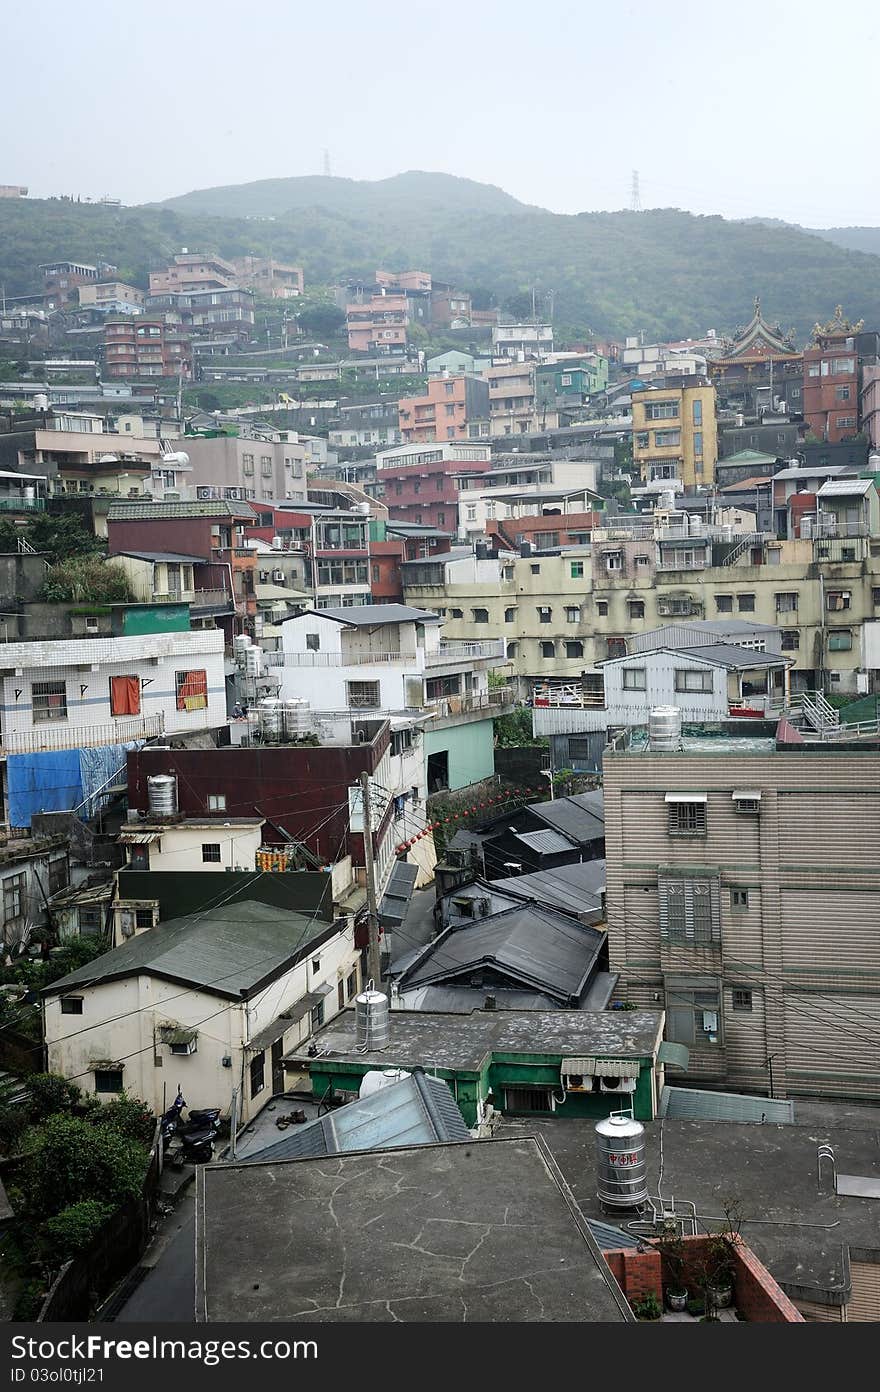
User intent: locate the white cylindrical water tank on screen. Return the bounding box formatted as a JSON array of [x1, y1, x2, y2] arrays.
[[355, 990, 390, 1050], [147, 774, 177, 817], [596, 1114, 648, 1208], [658, 490, 676, 512], [233, 634, 251, 659], [688, 513, 703, 536], [648, 706, 682, 752], [244, 646, 264, 677], [359, 1068, 410, 1097], [258, 697, 283, 743], [34, 393, 49, 412]]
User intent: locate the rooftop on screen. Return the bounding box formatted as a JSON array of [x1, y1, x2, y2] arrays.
[[106, 501, 256, 520], [398, 903, 606, 1004], [44, 900, 332, 1001], [115, 549, 209, 565], [283, 604, 442, 626], [526, 790, 605, 843], [512, 827, 577, 855], [195, 1135, 631, 1322], [817, 477, 875, 497], [488, 860, 607, 915], [604, 643, 792, 671], [285, 1006, 663, 1073]]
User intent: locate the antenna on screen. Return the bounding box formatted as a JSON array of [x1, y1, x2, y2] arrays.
[[323, 148, 332, 177], [630, 169, 641, 212]]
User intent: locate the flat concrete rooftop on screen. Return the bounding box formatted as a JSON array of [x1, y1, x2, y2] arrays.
[[496, 1114, 880, 1306], [196, 1136, 631, 1322], [284, 1006, 663, 1074]]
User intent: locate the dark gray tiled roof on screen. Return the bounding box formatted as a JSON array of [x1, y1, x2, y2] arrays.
[[44, 901, 327, 1000], [489, 860, 606, 914], [107, 501, 255, 520], [528, 792, 605, 843]]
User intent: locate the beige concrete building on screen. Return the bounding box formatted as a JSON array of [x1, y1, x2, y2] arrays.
[[183, 433, 310, 505], [602, 741, 880, 1101], [632, 378, 717, 488]]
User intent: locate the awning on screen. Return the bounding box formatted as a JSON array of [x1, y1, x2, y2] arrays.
[[159, 1026, 197, 1046], [657, 1041, 691, 1071], [664, 792, 707, 803], [245, 988, 333, 1051], [379, 861, 418, 928], [731, 789, 762, 801], [562, 1057, 640, 1079], [117, 829, 161, 844]]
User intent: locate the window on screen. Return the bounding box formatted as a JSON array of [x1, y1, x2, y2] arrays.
[[450, 608, 463, 619], [826, 590, 851, 611], [175, 669, 208, 712], [242, 453, 254, 475], [832, 357, 855, 374], [622, 668, 646, 690], [737, 594, 755, 613], [338, 979, 345, 1012], [346, 680, 380, 708], [660, 875, 719, 943], [674, 669, 713, 693], [596, 600, 609, 616], [835, 385, 851, 401], [391, 728, 412, 757], [775, 593, 798, 613], [646, 401, 679, 420], [540, 641, 555, 658], [565, 606, 580, 623], [472, 608, 489, 623], [32, 680, 67, 723], [109, 675, 140, 716], [60, 997, 83, 1015], [780, 630, 799, 651], [94, 1070, 124, 1094], [604, 552, 622, 571], [79, 908, 103, 935], [48, 858, 68, 895], [568, 738, 592, 760], [506, 641, 518, 658], [208, 794, 226, 812], [530, 563, 540, 574], [628, 600, 645, 620], [250, 1052, 265, 1099], [311, 1000, 325, 1031], [3, 873, 25, 923], [836, 416, 856, 429], [347, 968, 358, 1000], [693, 432, 703, 457], [732, 988, 753, 1012], [731, 889, 750, 910], [635, 432, 649, 449], [653, 429, 681, 447], [873, 587, 880, 608], [305, 633, 320, 651], [201, 844, 221, 863], [261, 455, 273, 476], [692, 399, 703, 425], [636, 554, 650, 568], [136, 909, 154, 929], [570, 561, 584, 579], [665, 986, 721, 1044], [504, 607, 516, 623], [565, 641, 583, 658], [715, 595, 733, 613], [667, 799, 707, 835], [537, 606, 552, 623], [828, 629, 852, 651]]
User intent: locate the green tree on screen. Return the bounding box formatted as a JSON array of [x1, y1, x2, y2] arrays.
[[38, 557, 134, 604], [39, 1199, 113, 1263], [18, 1113, 148, 1219]]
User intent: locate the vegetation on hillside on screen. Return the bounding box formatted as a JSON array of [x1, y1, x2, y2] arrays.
[[4, 177, 880, 339]]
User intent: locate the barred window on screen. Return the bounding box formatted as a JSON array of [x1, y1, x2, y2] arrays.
[[32, 681, 67, 723], [668, 801, 707, 835]]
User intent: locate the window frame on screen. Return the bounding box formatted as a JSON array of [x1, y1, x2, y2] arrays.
[[201, 843, 222, 863], [31, 680, 68, 724], [667, 800, 708, 836]]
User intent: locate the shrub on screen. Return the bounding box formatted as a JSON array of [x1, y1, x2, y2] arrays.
[[18, 1113, 148, 1220], [94, 1093, 154, 1146], [25, 1073, 81, 1122], [630, 1292, 662, 1320], [39, 1200, 113, 1262], [13, 1279, 47, 1321], [686, 1296, 705, 1317]]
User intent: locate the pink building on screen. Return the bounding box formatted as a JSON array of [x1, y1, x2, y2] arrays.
[[346, 294, 409, 353]]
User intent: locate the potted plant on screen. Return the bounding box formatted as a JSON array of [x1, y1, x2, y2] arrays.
[[702, 1200, 742, 1311], [656, 1224, 689, 1312], [630, 1292, 662, 1321]]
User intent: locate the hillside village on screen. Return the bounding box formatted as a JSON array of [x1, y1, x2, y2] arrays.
[[0, 187, 880, 1330]]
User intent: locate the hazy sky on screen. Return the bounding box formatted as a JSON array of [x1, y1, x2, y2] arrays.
[[4, 0, 878, 226]]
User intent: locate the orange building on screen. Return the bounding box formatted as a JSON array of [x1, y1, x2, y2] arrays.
[[398, 374, 490, 444], [346, 294, 409, 353]]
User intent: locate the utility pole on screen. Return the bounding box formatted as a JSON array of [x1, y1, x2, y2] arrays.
[[359, 769, 382, 989]]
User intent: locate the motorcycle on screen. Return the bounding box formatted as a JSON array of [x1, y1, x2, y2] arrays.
[[161, 1090, 222, 1163]]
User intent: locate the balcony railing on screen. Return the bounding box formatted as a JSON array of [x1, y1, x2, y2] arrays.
[[263, 649, 418, 667], [655, 556, 710, 571], [430, 687, 514, 718], [1, 712, 164, 755], [427, 640, 507, 663], [0, 497, 46, 513]]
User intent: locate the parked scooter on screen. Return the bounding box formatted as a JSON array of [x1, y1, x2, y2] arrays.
[[161, 1089, 222, 1163]]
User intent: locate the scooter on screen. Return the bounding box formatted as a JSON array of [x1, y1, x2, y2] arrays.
[[161, 1090, 222, 1161]]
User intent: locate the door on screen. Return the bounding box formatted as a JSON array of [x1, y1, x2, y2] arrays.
[[271, 1038, 285, 1096]]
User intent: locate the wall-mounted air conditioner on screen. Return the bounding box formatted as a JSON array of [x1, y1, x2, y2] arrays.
[[561, 1072, 595, 1093], [599, 1075, 637, 1094], [732, 790, 761, 815]]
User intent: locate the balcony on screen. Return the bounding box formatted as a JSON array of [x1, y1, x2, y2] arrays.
[[1, 712, 164, 755], [0, 496, 46, 513], [264, 649, 418, 667], [427, 640, 507, 664]]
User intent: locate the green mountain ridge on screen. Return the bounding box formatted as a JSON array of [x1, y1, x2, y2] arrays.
[[2, 172, 880, 340]]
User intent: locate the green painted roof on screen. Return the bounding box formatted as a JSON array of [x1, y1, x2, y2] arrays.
[[44, 900, 327, 1000]]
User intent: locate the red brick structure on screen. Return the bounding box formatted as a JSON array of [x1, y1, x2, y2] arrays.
[[803, 308, 863, 444], [604, 1235, 804, 1322]]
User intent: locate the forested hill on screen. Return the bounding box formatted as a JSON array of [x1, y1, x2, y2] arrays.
[[4, 174, 880, 340]]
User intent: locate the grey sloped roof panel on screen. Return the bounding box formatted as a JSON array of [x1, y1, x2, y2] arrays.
[[659, 1085, 794, 1124], [44, 900, 326, 999], [489, 861, 606, 915], [529, 792, 605, 842], [241, 1070, 469, 1163], [514, 828, 576, 855], [401, 903, 606, 1001]]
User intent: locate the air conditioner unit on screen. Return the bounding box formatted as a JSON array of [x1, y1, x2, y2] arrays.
[[732, 791, 761, 815], [272, 569, 284, 582], [599, 1075, 637, 1094], [562, 1072, 595, 1093]]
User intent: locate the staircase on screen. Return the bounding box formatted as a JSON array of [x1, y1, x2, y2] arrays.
[[798, 689, 840, 736], [720, 533, 763, 566]]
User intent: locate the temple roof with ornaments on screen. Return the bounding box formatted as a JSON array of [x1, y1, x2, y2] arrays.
[[712, 297, 802, 367], [809, 305, 864, 346]]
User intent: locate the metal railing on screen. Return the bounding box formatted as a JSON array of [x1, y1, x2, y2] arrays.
[[721, 533, 764, 566], [263, 649, 417, 667], [427, 640, 507, 663], [0, 497, 46, 513], [1, 713, 164, 755], [431, 687, 514, 718]]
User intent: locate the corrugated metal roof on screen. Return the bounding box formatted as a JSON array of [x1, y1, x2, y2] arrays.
[[817, 477, 874, 496], [529, 791, 605, 843], [379, 861, 418, 926], [514, 828, 576, 855], [488, 860, 606, 915], [240, 1070, 469, 1164], [659, 1085, 794, 1124]]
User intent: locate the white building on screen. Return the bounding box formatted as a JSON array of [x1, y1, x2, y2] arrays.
[[43, 901, 361, 1120], [455, 459, 601, 540], [119, 818, 265, 873], [492, 323, 554, 359], [0, 630, 227, 758]]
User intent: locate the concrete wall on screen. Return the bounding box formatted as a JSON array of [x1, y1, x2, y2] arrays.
[[424, 718, 495, 792], [136, 822, 263, 873]]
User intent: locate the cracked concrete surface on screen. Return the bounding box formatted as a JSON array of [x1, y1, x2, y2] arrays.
[[196, 1137, 628, 1322]]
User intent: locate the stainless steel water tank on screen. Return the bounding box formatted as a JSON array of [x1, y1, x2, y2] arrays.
[[258, 697, 283, 743], [146, 774, 177, 817], [355, 990, 389, 1050], [648, 706, 682, 752], [596, 1113, 648, 1208]]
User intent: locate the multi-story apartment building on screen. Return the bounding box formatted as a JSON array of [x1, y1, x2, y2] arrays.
[[184, 432, 310, 507], [429, 287, 473, 328], [487, 361, 537, 436], [632, 377, 717, 488], [535, 355, 609, 411], [455, 456, 601, 540], [230, 256, 304, 298], [40, 260, 114, 310], [346, 294, 409, 354], [375, 440, 493, 531], [802, 307, 879, 444], [77, 282, 145, 315], [0, 419, 166, 499], [602, 738, 880, 1102], [397, 374, 490, 444], [148, 251, 237, 296], [144, 287, 255, 344], [492, 322, 553, 359], [103, 318, 191, 379]]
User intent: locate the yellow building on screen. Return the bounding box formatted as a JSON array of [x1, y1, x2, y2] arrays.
[[632, 378, 717, 488]]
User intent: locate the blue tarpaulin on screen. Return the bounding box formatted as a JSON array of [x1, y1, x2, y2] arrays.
[[78, 742, 141, 819], [6, 750, 83, 828]]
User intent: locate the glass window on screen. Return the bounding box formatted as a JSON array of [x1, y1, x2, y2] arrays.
[[249, 1052, 265, 1099], [537, 607, 552, 623], [3, 873, 26, 922], [693, 432, 703, 456], [780, 630, 800, 651], [202, 844, 221, 863], [32, 681, 67, 723], [828, 629, 852, 651], [472, 608, 489, 623], [565, 641, 583, 658], [347, 968, 358, 1000], [596, 600, 609, 616], [61, 997, 83, 1015], [628, 600, 645, 619], [305, 633, 320, 651], [505, 607, 516, 623], [94, 1070, 124, 1094], [208, 794, 226, 811], [668, 801, 707, 835], [737, 594, 755, 613], [675, 669, 713, 693], [565, 606, 580, 623], [715, 595, 733, 613], [775, 593, 798, 613], [571, 561, 584, 578], [311, 1000, 325, 1031], [732, 988, 753, 1012], [622, 668, 646, 690], [692, 399, 703, 425], [540, 641, 555, 658], [48, 858, 68, 895], [175, 670, 208, 711], [731, 889, 750, 910]]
